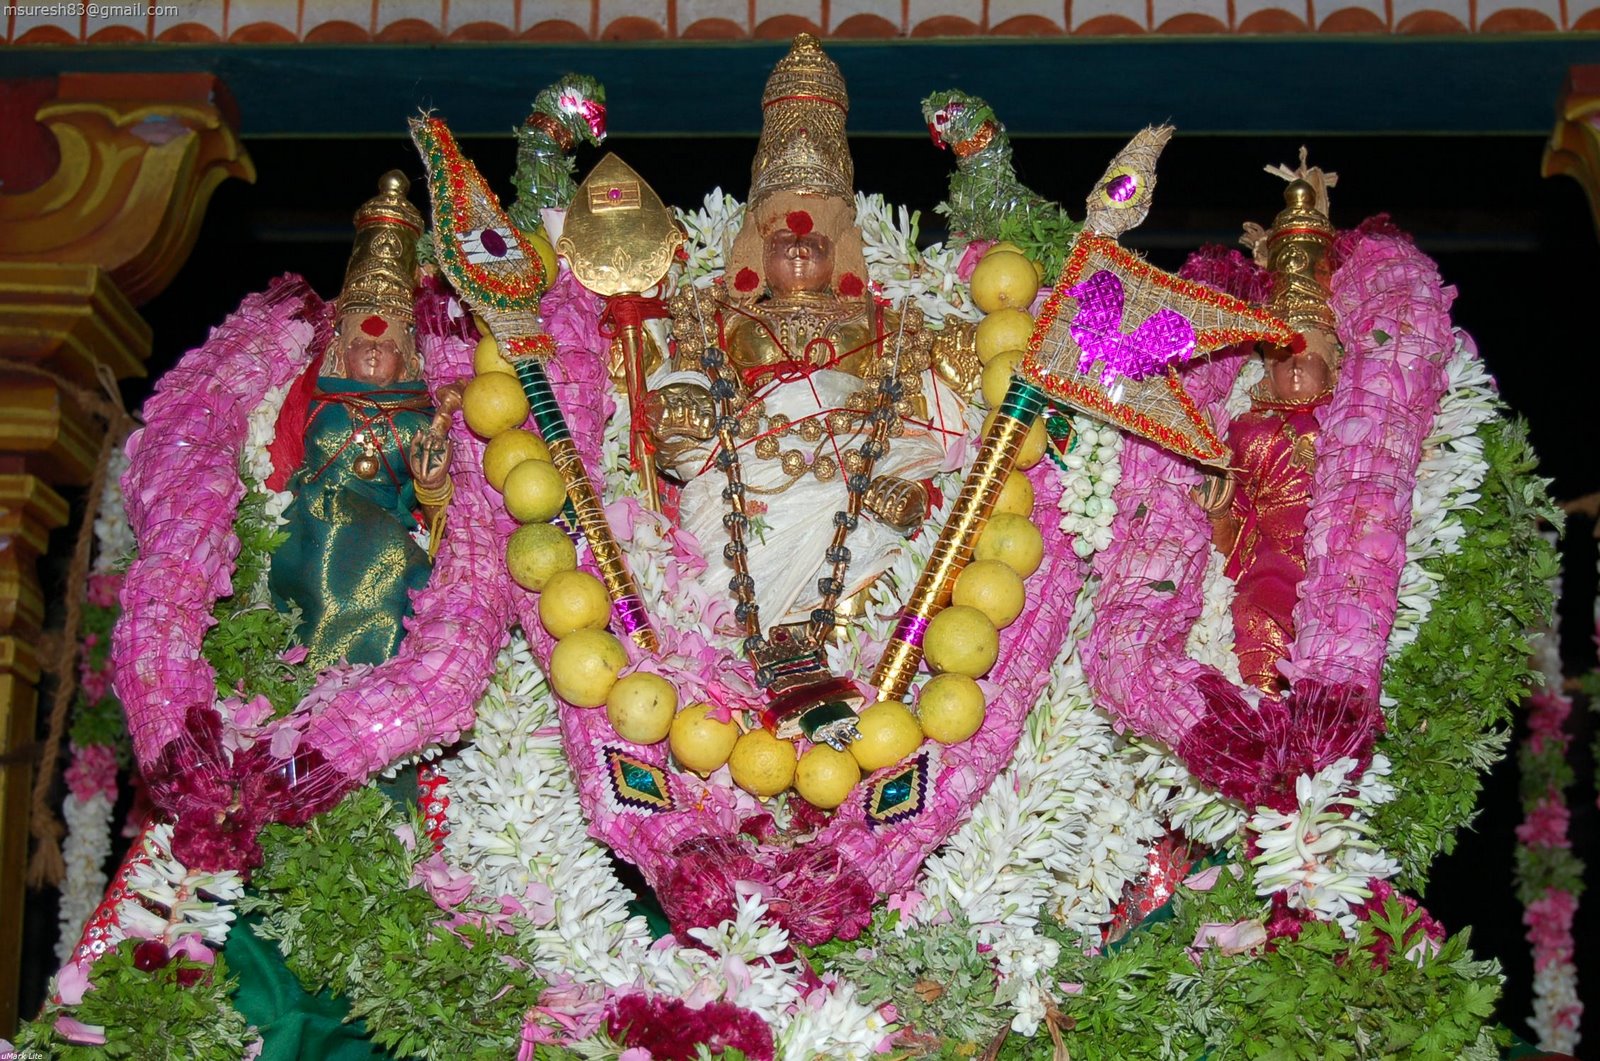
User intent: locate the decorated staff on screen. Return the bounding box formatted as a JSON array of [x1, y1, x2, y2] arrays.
[[873, 126, 1298, 701], [410, 114, 659, 652], [557, 154, 683, 512]]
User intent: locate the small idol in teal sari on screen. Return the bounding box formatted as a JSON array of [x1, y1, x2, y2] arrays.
[[268, 170, 460, 673]]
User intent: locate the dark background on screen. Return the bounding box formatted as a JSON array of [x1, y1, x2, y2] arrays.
[[22, 128, 1600, 1052]]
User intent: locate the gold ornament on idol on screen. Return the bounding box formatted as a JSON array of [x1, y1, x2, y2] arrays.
[[338, 170, 424, 326], [558, 154, 684, 511]]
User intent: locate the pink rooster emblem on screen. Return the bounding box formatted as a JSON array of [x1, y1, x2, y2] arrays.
[[1066, 269, 1197, 384]]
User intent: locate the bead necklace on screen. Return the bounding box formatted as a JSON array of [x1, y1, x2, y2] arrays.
[[691, 305, 908, 748]]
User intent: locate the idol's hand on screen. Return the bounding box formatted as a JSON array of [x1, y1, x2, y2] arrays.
[[643, 381, 717, 442], [428, 381, 466, 435], [1192, 469, 1234, 516], [408, 429, 453, 491]]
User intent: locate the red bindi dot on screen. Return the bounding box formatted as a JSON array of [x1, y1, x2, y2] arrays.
[[734, 268, 760, 293], [785, 211, 814, 237], [361, 315, 388, 337]]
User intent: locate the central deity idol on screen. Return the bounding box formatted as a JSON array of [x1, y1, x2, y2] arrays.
[[646, 35, 975, 636]]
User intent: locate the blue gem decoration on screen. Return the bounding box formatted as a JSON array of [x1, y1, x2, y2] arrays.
[[867, 750, 930, 828], [604, 747, 673, 812]]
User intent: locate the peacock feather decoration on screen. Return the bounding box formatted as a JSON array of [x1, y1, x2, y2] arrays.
[[923, 88, 1081, 280]]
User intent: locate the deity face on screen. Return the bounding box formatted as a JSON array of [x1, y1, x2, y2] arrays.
[[1263, 329, 1335, 402], [763, 227, 834, 296], [335, 313, 413, 384]]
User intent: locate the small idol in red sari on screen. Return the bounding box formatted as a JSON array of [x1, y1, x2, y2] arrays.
[[1207, 175, 1340, 694]]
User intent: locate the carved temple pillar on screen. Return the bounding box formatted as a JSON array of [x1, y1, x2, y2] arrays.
[[1544, 65, 1600, 239], [0, 71, 253, 1034]]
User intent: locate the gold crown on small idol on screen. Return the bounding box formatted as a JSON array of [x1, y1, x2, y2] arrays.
[[1264, 177, 1336, 333], [748, 33, 853, 214], [338, 170, 424, 326]]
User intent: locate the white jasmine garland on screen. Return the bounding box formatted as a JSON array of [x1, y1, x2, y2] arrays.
[[242, 378, 295, 525], [1382, 334, 1495, 666], [1531, 959, 1582, 1054], [987, 926, 1064, 1036], [852, 192, 977, 325], [777, 977, 894, 1060], [55, 792, 114, 965], [631, 891, 803, 1023], [675, 190, 744, 289], [115, 824, 244, 947], [1248, 756, 1399, 934], [912, 542, 1160, 942], [91, 445, 134, 574], [1055, 415, 1123, 558], [442, 635, 653, 985]]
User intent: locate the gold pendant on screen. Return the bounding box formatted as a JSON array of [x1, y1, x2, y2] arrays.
[[352, 432, 381, 480]]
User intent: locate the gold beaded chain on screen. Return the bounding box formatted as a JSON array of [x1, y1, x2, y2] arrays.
[[692, 306, 908, 682]]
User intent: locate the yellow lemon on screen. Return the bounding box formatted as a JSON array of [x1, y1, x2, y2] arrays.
[[993, 470, 1035, 518], [953, 558, 1027, 629], [669, 703, 741, 776], [538, 569, 611, 639], [984, 239, 1027, 258], [974, 513, 1044, 578], [472, 313, 490, 335], [506, 522, 577, 592], [463, 372, 530, 439], [975, 307, 1035, 364], [986, 241, 1046, 283], [849, 701, 923, 773], [794, 744, 861, 809], [980, 409, 1048, 470], [503, 458, 566, 523], [924, 604, 1000, 678], [474, 333, 516, 377], [482, 429, 552, 493], [526, 228, 559, 292], [605, 672, 678, 744], [728, 729, 797, 798], [981, 350, 1026, 408], [917, 672, 987, 744], [970, 251, 1038, 314], [549, 628, 628, 708]]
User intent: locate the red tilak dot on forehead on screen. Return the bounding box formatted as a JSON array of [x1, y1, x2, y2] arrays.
[[361, 316, 388, 336], [785, 210, 814, 236]]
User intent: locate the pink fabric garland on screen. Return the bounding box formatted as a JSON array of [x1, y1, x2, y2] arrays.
[[1082, 232, 1456, 809], [112, 275, 513, 870]]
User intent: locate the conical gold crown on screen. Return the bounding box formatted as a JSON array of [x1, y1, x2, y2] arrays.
[[1265, 178, 1335, 333], [338, 170, 424, 324], [748, 33, 852, 214]]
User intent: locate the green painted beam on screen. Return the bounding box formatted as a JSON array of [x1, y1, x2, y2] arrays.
[[2, 37, 1597, 136]]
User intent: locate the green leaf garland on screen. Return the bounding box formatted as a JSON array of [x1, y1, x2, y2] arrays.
[[1373, 416, 1561, 889]]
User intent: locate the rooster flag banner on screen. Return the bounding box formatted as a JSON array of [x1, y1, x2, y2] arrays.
[[1020, 126, 1296, 465]]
